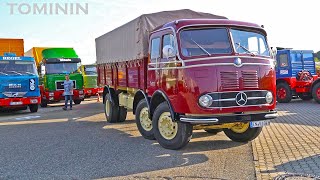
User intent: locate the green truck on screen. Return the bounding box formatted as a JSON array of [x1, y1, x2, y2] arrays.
[[25, 47, 84, 107], [79, 64, 103, 98]]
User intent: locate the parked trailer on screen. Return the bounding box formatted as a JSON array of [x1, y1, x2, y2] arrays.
[[275, 49, 320, 103], [96, 9, 278, 150], [25, 47, 84, 107]]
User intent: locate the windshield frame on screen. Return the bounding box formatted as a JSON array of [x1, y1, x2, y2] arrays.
[[0, 60, 38, 76], [178, 26, 233, 58], [177, 26, 270, 59]]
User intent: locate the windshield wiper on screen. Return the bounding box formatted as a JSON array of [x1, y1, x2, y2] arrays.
[[7, 71, 22, 75], [235, 43, 255, 56], [191, 39, 211, 56]]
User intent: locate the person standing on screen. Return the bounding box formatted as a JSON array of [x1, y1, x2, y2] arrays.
[[63, 74, 74, 110]]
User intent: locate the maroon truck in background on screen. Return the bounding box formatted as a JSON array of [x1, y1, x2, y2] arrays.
[[95, 9, 278, 150]]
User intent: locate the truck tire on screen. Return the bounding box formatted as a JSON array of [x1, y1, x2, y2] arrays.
[[205, 129, 223, 134], [312, 83, 320, 104], [223, 123, 262, 142], [118, 106, 127, 122], [135, 99, 155, 140], [298, 93, 312, 101], [74, 99, 82, 104], [29, 104, 38, 113], [40, 100, 47, 107], [276, 83, 292, 103], [152, 102, 192, 150], [104, 93, 119, 123]]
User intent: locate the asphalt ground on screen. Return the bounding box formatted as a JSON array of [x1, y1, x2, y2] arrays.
[[0, 98, 255, 180]]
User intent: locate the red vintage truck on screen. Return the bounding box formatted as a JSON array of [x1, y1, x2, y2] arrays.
[[96, 9, 278, 150]]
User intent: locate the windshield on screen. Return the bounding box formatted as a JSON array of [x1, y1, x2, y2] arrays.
[[0, 60, 37, 76], [179, 28, 232, 57], [84, 66, 97, 75], [230, 29, 270, 56], [45, 63, 78, 74]]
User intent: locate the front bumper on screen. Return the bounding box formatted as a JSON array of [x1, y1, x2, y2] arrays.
[[0, 97, 41, 107], [180, 110, 278, 124]]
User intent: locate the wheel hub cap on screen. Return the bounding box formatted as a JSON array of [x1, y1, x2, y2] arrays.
[[277, 88, 287, 99], [230, 122, 249, 133], [140, 107, 152, 131], [105, 99, 110, 116], [158, 112, 178, 140]]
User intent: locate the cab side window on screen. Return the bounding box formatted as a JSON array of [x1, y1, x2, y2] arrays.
[[279, 54, 288, 67], [162, 34, 176, 58], [150, 37, 160, 63]]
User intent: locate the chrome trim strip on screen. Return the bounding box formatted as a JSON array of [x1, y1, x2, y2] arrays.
[[207, 104, 270, 109], [212, 97, 267, 102], [264, 113, 278, 119], [209, 90, 267, 93], [180, 117, 219, 123], [147, 62, 270, 70], [183, 55, 273, 62]]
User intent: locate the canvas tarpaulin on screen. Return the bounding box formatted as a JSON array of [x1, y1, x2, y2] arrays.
[[95, 9, 227, 64]]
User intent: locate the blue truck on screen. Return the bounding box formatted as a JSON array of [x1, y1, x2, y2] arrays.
[[0, 53, 41, 112], [275, 49, 320, 103]]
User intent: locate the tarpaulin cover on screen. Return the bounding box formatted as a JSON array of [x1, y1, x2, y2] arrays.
[[95, 9, 227, 64]]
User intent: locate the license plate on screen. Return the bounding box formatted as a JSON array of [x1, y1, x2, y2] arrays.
[[10, 101, 23, 105], [250, 120, 270, 128]]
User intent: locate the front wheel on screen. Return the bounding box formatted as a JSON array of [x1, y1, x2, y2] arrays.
[[135, 99, 155, 140], [29, 104, 38, 113], [152, 102, 192, 150], [74, 99, 82, 104], [223, 122, 262, 142], [276, 83, 292, 103], [312, 83, 320, 104]]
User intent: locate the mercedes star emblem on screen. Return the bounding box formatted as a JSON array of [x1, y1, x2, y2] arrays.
[[235, 92, 248, 106]]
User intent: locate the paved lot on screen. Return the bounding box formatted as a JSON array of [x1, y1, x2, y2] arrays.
[[0, 99, 255, 180], [1, 98, 319, 180], [253, 99, 320, 179]]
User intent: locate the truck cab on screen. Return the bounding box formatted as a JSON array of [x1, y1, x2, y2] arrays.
[[0, 53, 41, 112], [25, 47, 85, 107], [275, 49, 320, 103], [79, 64, 103, 98]]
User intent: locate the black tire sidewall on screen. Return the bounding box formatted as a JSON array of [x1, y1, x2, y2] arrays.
[[104, 93, 119, 123], [312, 83, 320, 103], [118, 106, 127, 123], [276, 83, 292, 103], [135, 99, 155, 140], [29, 104, 38, 113], [152, 102, 192, 150], [224, 126, 262, 142]]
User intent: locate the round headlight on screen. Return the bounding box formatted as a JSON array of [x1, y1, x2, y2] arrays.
[[199, 95, 213, 108], [265, 91, 273, 104]]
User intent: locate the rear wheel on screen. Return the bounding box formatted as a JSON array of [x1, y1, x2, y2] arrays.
[[74, 99, 82, 104], [312, 83, 320, 104], [118, 106, 127, 122], [298, 93, 312, 101], [276, 83, 292, 103], [205, 129, 223, 134], [104, 93, 119, 123], [135, 99, 155, 140], [29, 104, 38, 113], [153, 102, 192, 150], [223, 122, 262, 142]]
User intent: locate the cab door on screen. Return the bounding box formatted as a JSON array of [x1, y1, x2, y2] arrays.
[[276, 51, 290, 78], [147, 35, 161, 96]]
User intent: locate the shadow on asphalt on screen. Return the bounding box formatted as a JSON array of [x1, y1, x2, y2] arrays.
[[0, 101, 245, 179]]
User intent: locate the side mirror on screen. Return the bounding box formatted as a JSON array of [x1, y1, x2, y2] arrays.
[[162, 45, 175, 59]]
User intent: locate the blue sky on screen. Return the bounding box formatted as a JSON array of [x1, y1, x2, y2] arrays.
[[1, 0, 319, 64]]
